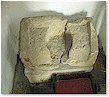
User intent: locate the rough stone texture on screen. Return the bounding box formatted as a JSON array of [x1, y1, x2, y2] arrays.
[[20, 16, 67, 70], [19, 16, 98, 83], [46, 19, 67, 64], [64, 17, 98, 66]]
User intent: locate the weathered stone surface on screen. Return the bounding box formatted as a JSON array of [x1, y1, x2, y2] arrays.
[[46, 19, 67, 64], [20, 16, 67, 70], [19, 16, 98, 83], [64, 17, 98, 66]]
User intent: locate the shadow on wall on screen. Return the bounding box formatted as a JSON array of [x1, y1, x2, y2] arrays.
[[7, 26, 17, 71], [92, 2, 106, 54], [24, 10, 87, 22]]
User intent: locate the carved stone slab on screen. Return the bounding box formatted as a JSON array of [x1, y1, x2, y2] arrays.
[[19, 16, 98, 83]]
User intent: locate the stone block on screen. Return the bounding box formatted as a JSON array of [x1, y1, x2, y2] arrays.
[[19, 16, 98, 83]]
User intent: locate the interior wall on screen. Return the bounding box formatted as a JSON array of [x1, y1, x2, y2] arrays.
[[1, 1, 106, 94], [92, 2, 106, 54], [1, 2, 17, 94]]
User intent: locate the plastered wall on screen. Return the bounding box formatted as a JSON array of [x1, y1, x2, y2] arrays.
[[1, 1, 106, 94]]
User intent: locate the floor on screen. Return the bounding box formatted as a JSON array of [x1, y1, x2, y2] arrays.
[[12, 36, 106, 94]]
